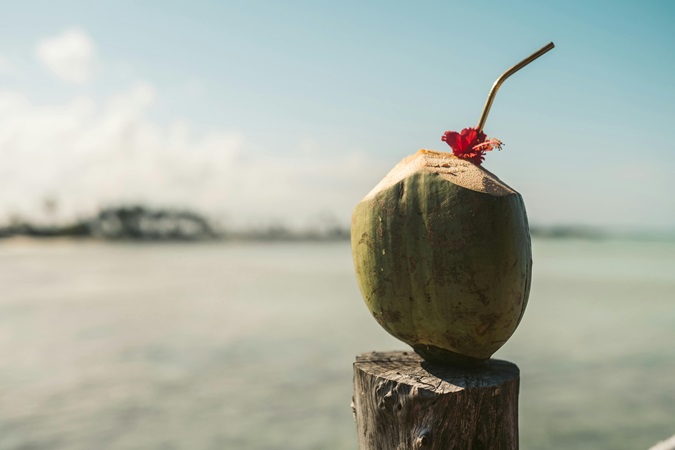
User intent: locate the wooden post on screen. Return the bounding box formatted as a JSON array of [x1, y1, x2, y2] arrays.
[[353, 351, 520, 450]]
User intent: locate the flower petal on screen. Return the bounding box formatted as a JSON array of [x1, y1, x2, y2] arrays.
[[442, 131, 460, 150], [441, 126, 497, 165]]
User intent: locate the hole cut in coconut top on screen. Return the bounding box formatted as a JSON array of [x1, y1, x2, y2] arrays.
[[364, 149, 516, 201]]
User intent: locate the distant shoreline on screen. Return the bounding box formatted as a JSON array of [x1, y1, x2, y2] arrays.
[[2, 228, 673, 244], [1, 205, 672, 243]]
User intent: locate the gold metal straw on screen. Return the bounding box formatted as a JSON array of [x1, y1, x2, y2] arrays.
[[476, 42, 555, 133]]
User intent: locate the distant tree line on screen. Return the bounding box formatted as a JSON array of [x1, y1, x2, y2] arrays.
[[0, 205, 350, 242], [92, 206, 217, 240], [528, 225, 606, 240], [0, 206, 217, 241]]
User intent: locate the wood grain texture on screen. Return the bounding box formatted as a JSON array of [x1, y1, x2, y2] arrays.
[[353, 351, 519, 450]]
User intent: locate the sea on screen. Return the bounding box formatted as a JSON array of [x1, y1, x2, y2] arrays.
[[0, 237, 674, 450]]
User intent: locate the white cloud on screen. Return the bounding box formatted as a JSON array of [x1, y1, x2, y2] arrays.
[[0, 82, 385, 229], [35, 28, 96, 83], [3, 74, 669, 231]]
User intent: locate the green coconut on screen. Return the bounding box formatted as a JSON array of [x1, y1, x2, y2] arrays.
[[351, 149, 532, 366]]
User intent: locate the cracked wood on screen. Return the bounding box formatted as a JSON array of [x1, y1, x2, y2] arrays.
[[353, 351, 519, 450]]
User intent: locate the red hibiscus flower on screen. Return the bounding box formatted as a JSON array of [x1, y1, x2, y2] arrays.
[[441, 127, 502, 165]]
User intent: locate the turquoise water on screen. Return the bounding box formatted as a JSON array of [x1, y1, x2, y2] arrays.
[[0, 238, 674, 449]]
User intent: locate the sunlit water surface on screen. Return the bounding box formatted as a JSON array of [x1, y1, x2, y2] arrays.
[[0, 238, 674, 449]]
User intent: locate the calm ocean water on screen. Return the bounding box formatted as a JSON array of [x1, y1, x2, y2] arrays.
[[0, 238, 674, 449]]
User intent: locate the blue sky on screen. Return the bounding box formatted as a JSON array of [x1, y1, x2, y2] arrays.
[[0, 1, 674, 230]]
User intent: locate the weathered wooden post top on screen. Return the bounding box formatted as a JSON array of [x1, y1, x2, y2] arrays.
[[350, 43, 555, 450]]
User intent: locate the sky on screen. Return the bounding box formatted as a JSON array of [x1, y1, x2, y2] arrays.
[[0, 0, 674, 231]]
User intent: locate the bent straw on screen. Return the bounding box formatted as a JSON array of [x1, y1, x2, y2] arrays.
[[476, 42, 555, 133]]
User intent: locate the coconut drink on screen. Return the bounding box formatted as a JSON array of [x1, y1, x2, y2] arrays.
[[351, 43, 554, 366]]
